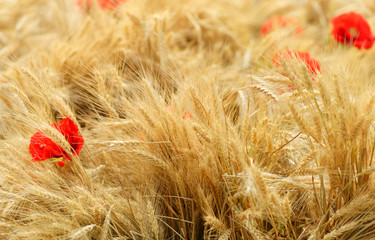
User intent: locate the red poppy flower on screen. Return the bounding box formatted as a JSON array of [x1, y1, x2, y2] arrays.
[[273, 50, 321, 94], [330, 12, 375, 49], [77, 0, 127, 11], [273, 50, 321, 76], [29, 118, 84, 167], [261, 16, 303, 36]]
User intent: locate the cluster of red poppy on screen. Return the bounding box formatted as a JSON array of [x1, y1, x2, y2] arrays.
[[273, 50, 321, 94], [273, 50, 321, 76], [261, 11, 374, 50], [330, 12, 375, 50], [29, 118, 84, 167], [260, 11, 374, 94], [29, 9, 374, 165]]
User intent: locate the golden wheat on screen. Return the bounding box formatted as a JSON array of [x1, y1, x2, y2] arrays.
[[1, 0, 375, 239]]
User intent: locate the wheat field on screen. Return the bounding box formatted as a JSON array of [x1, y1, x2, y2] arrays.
[[1, 0, 375, 239]]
